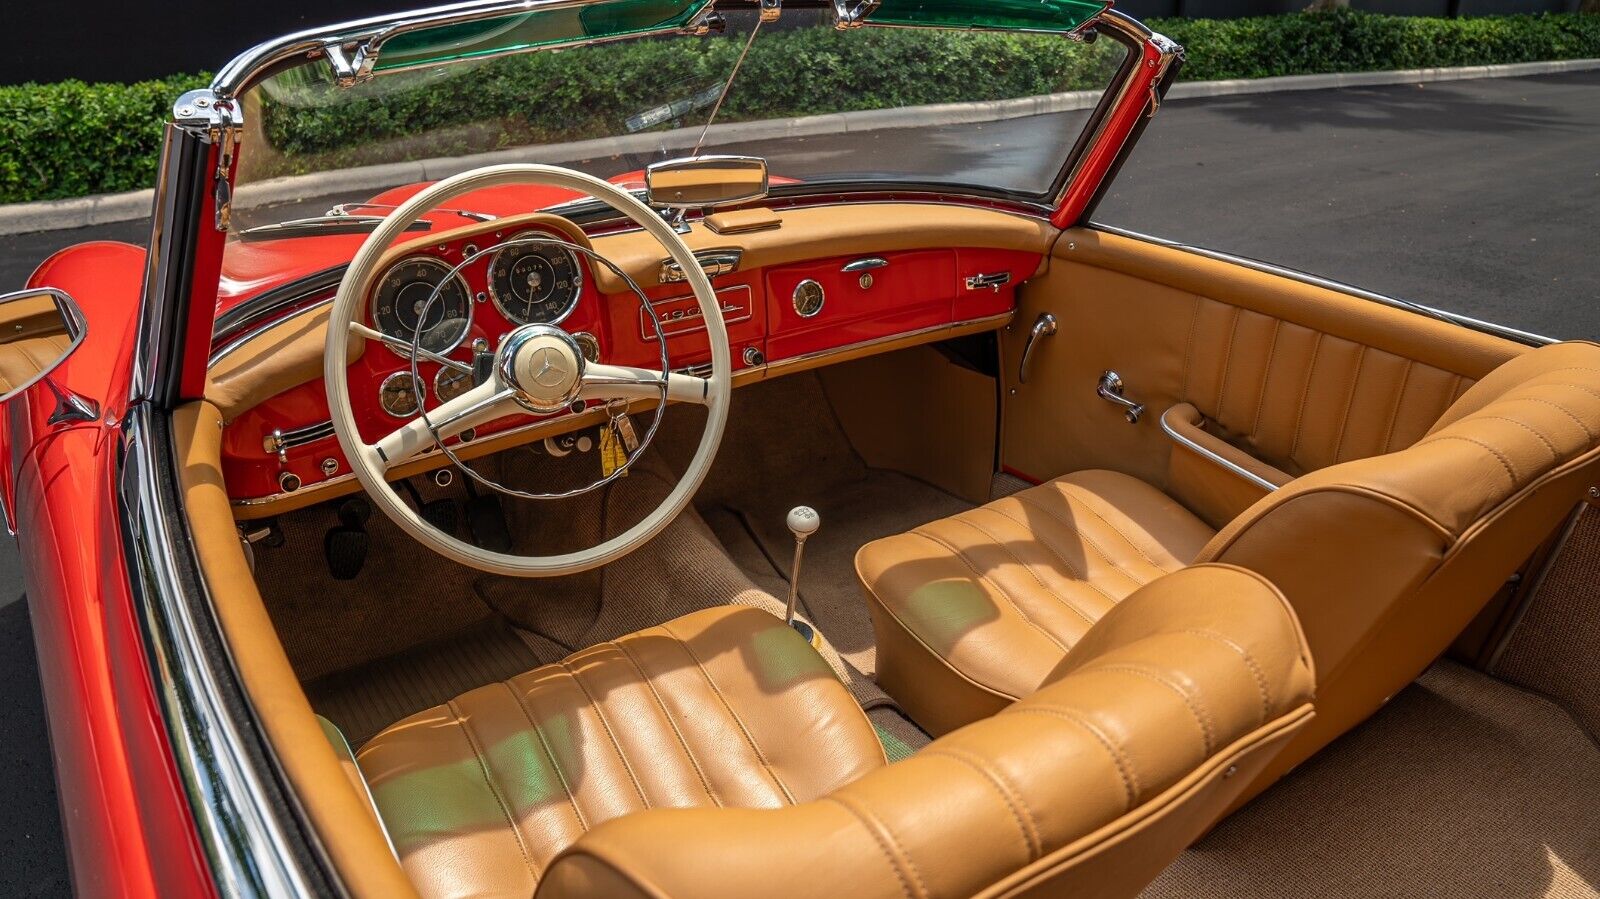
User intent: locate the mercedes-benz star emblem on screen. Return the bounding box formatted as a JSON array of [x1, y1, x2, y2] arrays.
[[530, 347, 570, 389]]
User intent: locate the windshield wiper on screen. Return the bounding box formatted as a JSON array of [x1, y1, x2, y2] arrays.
[[236, 215, 433, 243], [327, 202, 497, 223]]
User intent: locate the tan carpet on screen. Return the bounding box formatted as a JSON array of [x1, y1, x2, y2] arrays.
[[1144, 661, 1600, 899]]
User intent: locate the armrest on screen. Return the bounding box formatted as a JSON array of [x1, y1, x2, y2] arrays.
[[1162, 403, 1293, 528]]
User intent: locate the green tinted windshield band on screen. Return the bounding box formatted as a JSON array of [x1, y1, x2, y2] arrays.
[[867, 0, 1110, 32], [374, 0, 713, 71]]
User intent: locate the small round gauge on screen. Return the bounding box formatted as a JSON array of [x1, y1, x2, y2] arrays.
[[793, 279, 826, 318], [488, 233, 583, 326], [434, 366, 475, 405], [572, 331, 601, 363], [379, 371, 424, 418], [370, 256, 472, 357]]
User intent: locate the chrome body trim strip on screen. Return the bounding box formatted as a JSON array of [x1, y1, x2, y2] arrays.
[[1159, 406, 1280, 494], [134, 122, 213, 406], [1089, 223, 1557, 347], [119, 403, 328, 896]]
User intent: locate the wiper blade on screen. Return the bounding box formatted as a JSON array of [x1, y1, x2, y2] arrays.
[[236, 215, 433, 243], [327, 202, 497, 223]]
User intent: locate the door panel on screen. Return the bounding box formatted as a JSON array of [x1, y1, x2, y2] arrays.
[[1000, 228, 1528, 509]]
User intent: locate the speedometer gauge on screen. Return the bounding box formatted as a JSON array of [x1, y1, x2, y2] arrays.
[[371, 256, 472, 357], [488, 233, 583, 326]]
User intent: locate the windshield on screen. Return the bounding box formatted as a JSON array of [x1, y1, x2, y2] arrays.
[[226, 5, 1131, 241]]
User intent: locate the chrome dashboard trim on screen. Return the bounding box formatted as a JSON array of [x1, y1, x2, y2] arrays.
[[120, 403, 330, 896], [1158, 406, 1280, 494], [1089, 223, 1557, 347]]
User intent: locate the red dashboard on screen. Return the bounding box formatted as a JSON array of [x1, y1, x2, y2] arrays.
[[219, 215, 1038, 509]]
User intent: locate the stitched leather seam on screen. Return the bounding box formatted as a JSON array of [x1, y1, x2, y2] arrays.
[[659, 619, 799, 805], [612, 637, 723, 808], [503, 681, 590, 833], [998, 492, 1152, 591], [823, 795, 921, 899], [1216, 305, 1242, 420], [1181, 296, 1202, 404], [1515, 396, 1596, 442], [1004, 705, 1139, 807], [1379, 359, 1414, 455], [1249, 318, 1283, 442], [1476, 413, 1560, 465], [556, 657, 652, 811], [1043, 486, 1184, 569], [448, 697, 541, 882], [1331, 344, 1368, 465], [905, 528, 1073, 654], [1091, 664, 1215, 755], [925, 747, 1041, 860], [958, 508, 1110, 623], [1183, 629, 1272, 725], [1288, 332, 1324, 467], [1418, 434, 1519, 485]]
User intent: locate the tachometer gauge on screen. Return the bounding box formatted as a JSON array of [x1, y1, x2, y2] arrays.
[[488, 233, 583, 326], [379, 371, 424, 418], [371, 256, 472, 357]]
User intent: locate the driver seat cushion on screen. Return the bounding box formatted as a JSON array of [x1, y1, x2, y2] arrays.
[[857, 469, 1216, 735], [356, 605, 885, 899]]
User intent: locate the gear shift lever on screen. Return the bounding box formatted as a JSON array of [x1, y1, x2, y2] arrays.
[[785, 506, 820, 641]]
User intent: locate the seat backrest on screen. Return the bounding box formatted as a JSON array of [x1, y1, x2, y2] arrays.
[[537, 565, 1315, 899], [1195, 340, 1600, 802]]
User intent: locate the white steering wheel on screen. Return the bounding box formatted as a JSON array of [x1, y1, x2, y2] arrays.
[[324, 164, 731, 577]]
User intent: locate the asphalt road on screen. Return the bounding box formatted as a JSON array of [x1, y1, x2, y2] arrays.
[[1, 70, 1596, 895]]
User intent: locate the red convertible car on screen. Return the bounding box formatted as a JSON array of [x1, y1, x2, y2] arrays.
[[6, 0, 1598, 896]]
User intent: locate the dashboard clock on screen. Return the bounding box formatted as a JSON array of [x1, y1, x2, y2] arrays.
[[793, 279, 826, 318]]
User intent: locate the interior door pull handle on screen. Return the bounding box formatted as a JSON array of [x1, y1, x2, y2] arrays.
[[1098, 371, 1146, 424], [1018, 313, 1057, 384]]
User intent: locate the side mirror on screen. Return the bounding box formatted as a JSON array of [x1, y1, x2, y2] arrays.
[[0, 288, 88, 406], [645, 156, 770, 210]]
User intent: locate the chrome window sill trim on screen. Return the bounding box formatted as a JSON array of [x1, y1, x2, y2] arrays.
[[121, 404, 328, 897], [1158, 406, 1280, 494], [1089, 224, 1556, 348], [230, 311, 1012, 510]]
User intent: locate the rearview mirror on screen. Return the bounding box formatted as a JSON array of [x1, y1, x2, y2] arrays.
[[646, 156, 770, 210], [0, 288, 88, 405]]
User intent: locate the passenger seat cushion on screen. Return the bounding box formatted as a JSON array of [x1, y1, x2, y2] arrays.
[[540, 565, 1316, 899], [857, 469, 1216, 735], [356, 606, 885, 899]]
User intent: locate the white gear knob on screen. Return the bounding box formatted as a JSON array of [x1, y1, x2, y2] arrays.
[[787, 506, 821, 539]]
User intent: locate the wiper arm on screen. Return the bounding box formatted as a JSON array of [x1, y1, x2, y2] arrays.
[[236, 215, 433, 243], [326, 202, 497, 223]]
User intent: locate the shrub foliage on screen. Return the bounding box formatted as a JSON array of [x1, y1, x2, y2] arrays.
[[0, 10, 1596, 204]]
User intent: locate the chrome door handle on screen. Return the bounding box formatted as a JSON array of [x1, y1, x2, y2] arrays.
[[841, 257, 889, 273], [1018, 313, 1057, 384], [1097, 371, 1146, 424]]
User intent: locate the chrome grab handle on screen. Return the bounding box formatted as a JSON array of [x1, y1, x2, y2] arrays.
[[660, 250, 742, 283], [1097, 371, 1146, 424], [1018, 313, 1057, 385], [841, 257, 889, 273]]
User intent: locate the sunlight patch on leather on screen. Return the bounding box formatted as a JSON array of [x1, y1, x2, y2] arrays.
[[749, 625, 834, 691], [902, 579, 997, 654]]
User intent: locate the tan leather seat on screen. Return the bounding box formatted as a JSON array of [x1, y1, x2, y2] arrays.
[[360, 568, 1315, 899], [861, 340, 1600, 803], [858, 469, 1216, 735]]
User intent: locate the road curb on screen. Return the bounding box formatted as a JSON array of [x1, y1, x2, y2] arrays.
[[3, 56, 1596, 238]]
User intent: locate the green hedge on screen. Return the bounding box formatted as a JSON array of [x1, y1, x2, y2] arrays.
[[1, 10, 1597, 204], [0, 74, 208, 204]]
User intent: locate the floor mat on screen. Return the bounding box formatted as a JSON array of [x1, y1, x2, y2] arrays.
[[306, 617, 539, 747], [1143, 661, 1600, 899]]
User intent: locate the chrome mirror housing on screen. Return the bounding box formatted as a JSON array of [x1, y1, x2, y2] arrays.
[[645, 156, 770, 210], [0, 288, 89, 406]]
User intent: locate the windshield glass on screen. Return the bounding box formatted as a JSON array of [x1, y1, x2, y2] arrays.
[[226, 6, 1131, 240]]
